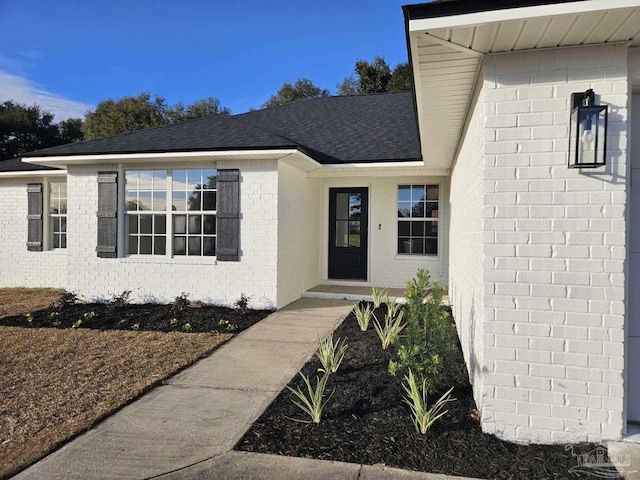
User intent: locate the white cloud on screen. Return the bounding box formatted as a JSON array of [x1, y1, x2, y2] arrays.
[[0, 70, 92, 120]]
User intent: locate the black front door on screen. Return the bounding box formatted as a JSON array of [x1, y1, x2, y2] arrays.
[[328, 188, 368, 280]]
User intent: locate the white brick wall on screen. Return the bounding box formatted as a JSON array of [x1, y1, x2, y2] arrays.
[[0, 178, 67, 289], [277, 161, 321, 308], [65, 160, 279, 309], [449, 84, 487, 408], [317, 174, 449, 288], [451, 43, 629, 444]]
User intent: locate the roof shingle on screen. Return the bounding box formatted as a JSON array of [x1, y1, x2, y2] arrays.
[[1, 92, 421, 172]]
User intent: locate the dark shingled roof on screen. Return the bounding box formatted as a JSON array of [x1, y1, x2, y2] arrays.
[[1, 92, 421, 172], [0, 157, 58, 172]]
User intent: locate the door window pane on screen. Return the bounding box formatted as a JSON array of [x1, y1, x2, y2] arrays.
[[349, 194, 361, 220], [336, 220, 349, 247], [349, 221, 361, 247], [336, 193, 349, 220]]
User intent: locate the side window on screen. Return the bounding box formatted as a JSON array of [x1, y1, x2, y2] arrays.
[[397, 184, 438, 256], [49, 182, 67, 249]]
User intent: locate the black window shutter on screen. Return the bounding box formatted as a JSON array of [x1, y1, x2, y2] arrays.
[[216, 169, 240, 261], [26, 183, 43, 251], [96, 171, 118, 258]]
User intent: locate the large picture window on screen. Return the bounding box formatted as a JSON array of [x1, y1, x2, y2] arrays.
[[125, 168, 217, 257], [397, 184, 438, 255], [49, 182, 67, 249]]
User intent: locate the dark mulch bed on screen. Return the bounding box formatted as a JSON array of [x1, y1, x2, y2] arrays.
[[0, 297, 272, 334], [237, 305, 609, 480]]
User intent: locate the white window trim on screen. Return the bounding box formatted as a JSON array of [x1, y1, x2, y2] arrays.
[[45, 179, 67, 251], [120, 167, 218, 259], [396, 183, 439, 257]]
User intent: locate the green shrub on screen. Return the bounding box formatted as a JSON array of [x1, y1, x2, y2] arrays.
[[183, 322, 192, 332], [218, 319, 238, 332], [402, 369, 455, 435], [110, 290, 132, 308], [388, 269, 457, 394], [233, 293, 251, 313], [171, 292, 191, 313], [316, 334, 347, 374]]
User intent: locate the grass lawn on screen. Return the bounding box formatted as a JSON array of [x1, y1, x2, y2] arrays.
[[0, 288, 64, 318], [0, 289, 233, 479]]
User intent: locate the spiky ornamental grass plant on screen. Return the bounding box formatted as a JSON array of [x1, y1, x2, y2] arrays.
[[354, 302, 373, 331], [386, 299, 403, 319], [287, 371, 333, 423], [371, 287, 389, 309], [403, 369, 455, 435], [373, 308, 405, 350], [316, 334, 348, 374]]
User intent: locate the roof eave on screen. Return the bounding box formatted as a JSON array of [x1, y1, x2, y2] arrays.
[[405, 0, 640, 169]]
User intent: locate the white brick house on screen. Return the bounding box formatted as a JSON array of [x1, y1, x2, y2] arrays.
[[404, 0, 640, 445], [0, 0, 638, 446]]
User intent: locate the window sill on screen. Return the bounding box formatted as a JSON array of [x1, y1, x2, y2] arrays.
[[120, 256, 218, 265], [394, 254, 439, 261], [43, 249, 68, 255]]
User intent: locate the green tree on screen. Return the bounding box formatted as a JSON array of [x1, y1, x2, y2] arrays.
[[262, 78, 330, 108], [338, 56, 411, 96], [354, 56, 392, 94], [0, 101, 83, 161], [58, 118, 84, 143], [82, 93, 169, 140], [83, 93, 231, 140], [388, 62, 412, 92], [167, 97, 231, 123], [336, 76, 358, 96]]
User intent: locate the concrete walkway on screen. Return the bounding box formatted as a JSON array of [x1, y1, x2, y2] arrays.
[[156, 451, 469, 480], [13, 298, 355, 480]]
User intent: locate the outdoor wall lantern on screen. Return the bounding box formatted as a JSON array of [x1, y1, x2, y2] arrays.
[[568, 89, 608, 168]]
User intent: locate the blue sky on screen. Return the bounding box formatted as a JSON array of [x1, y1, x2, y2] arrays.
[[0, 0, 412, 120]]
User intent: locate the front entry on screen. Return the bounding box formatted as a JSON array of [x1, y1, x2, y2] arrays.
[[328, 188, 368, 280]]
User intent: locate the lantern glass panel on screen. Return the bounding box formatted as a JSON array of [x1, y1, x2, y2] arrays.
[[569, 104, 607, 168]]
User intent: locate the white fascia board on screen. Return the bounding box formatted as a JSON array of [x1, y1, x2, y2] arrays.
[[279, 151, 323, 172], [321, 161, 425, 169], [0, 170, 67, 178], [409, 0, 640, 31], [21, 149, 303, 167]]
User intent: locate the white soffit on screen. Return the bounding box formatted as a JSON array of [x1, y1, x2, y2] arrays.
[[408, 1, 640, 168]]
